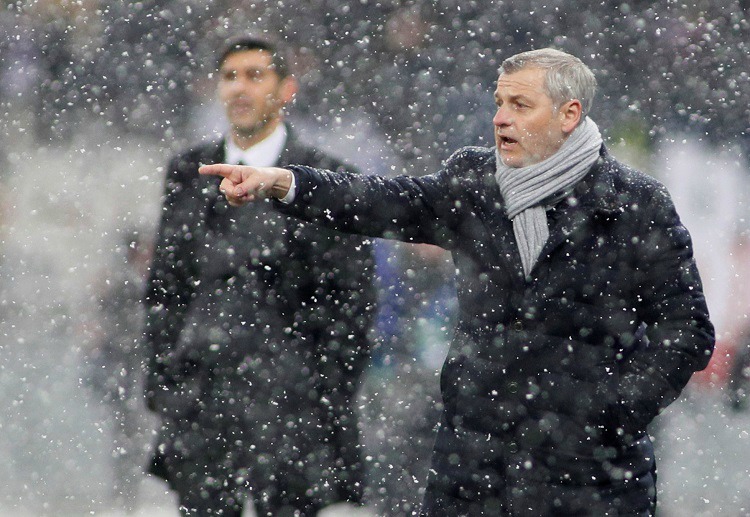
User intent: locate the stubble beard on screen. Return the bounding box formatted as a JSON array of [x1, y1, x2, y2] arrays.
[[232, 117, 270, 140], [229, 113, 280, 148]]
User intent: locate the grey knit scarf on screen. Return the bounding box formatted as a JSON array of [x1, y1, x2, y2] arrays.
[[494, 117, 603, 275]]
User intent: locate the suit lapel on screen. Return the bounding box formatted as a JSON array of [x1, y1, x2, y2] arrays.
[[196, 140, 227, 232], [478, 147, 621, 280], [276, 125, 307, 168]]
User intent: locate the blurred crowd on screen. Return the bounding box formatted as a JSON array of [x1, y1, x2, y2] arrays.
[[1, 0, 750, 515], [2, 1, 749, 158]]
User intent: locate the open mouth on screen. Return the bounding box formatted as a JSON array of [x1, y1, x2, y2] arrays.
[[499, 135, 518, 147]]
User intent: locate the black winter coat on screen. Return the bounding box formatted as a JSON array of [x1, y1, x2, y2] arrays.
[[278, 145, 715, 516], [144, 129, 377, 507]]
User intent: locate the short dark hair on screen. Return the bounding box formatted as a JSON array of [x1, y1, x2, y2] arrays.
[[216, 35, 289, 78]]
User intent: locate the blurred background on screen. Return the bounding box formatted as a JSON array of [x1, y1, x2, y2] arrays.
[[1, 1, 749, 515]]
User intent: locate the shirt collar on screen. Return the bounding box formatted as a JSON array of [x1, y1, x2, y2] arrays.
[[224, 123, 288, 167]]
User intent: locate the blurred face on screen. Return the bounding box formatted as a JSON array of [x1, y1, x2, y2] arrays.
[[217, 49, 296, 144], [493, 67, 571, 168]]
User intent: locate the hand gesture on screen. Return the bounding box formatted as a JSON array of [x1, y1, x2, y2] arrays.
[[198, 164, 293, 207]]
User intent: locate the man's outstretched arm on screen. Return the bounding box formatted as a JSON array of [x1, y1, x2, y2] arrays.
[[199, 164, 293, 205], [200, 153, 475, 248]]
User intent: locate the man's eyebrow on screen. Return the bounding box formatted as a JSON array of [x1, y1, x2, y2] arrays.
[[220, 66, 267, 76], [494, 92, 532, 103]]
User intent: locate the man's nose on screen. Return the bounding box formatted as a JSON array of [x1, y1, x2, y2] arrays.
[[228, 78, 251, 93], [493, 107, 510, 127]]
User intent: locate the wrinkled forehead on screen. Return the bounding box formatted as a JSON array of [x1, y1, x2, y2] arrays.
[[495, 67, 549, 97]]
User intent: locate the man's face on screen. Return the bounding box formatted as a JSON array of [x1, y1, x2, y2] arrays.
[[217, 49, 291, 137], [493, 67, 569, 168]]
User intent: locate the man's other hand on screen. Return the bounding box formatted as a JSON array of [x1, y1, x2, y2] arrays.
[[198, 164, 292, 206]]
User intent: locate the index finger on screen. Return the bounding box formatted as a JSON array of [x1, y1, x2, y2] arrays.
[[199, 163, 242, 180]]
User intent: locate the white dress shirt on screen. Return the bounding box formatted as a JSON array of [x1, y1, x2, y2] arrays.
[[224, 123, 287, 167]]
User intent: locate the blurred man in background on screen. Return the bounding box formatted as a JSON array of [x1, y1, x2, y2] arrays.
[[144, 35, 376, 516]]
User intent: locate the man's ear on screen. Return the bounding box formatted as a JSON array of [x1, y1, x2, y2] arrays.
[[279, 76, 299, 105], [559, 99, 583, 133]]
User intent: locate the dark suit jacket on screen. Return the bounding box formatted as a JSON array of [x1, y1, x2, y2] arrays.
[[277, 145, 715, 515], [144, 127, 377, 506]]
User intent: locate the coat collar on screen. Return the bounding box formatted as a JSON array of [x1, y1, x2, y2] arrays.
[[566, 145, 623, 216], [479, 144, 625, 280], [200, 122, 300, 203], [536, 145, 624, 270], [213, 122, 300, 167]]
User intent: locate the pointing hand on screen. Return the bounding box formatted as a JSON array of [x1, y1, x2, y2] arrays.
[[198, 164, 293, 207]]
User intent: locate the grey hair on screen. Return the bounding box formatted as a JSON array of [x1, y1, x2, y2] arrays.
[[499, 48, 597, 117]]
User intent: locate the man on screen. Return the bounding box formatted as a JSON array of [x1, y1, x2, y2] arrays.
[[144, 36, 376, 516], [200, 48, 715, 515]]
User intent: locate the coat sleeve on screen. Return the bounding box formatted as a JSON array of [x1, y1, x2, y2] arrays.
[[620, 183, 715, 435], [277, 148, 484, 249], [143, 155, 198, 412]]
